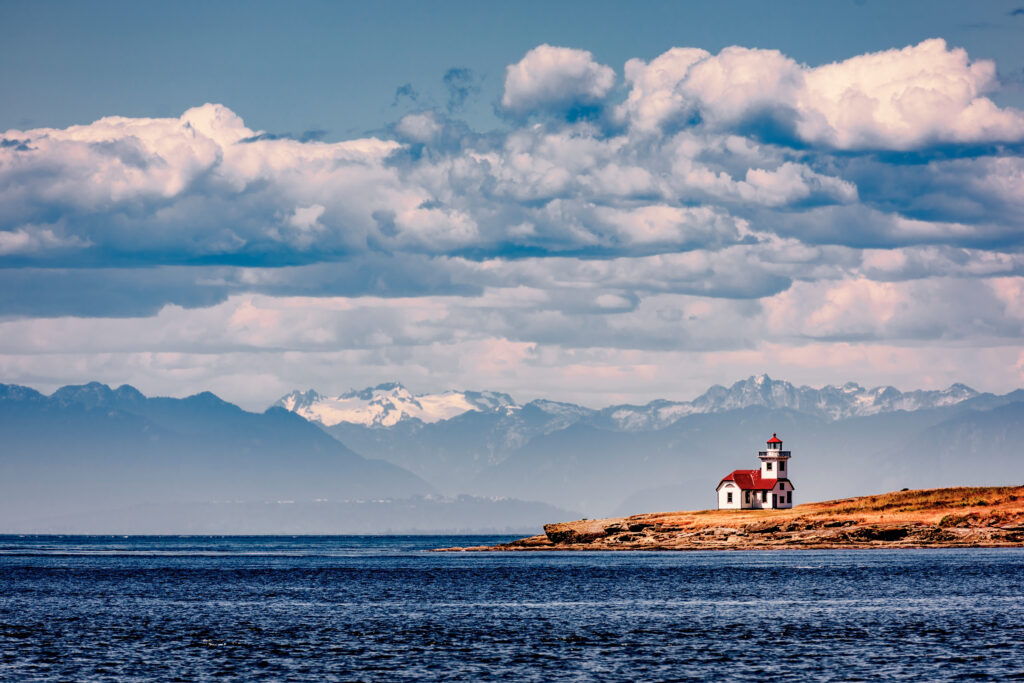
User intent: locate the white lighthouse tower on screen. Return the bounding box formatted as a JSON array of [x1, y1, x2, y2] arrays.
[[759, 433, 791, 481]]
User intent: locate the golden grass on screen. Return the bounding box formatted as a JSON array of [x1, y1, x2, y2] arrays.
[[616, 485, 1024, 530]]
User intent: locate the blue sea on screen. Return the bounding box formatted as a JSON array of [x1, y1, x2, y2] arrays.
[[1, 536, 1022, 681]]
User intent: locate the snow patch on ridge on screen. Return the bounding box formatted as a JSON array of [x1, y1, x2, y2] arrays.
[[594, 375, 981, 430], [275, 383, 517, 427]]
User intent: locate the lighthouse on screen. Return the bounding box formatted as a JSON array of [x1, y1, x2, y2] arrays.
[[760, 433, 791, 481], [715, 433, 795, 510]]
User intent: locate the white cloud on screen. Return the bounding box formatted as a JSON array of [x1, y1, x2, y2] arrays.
[[395, 111, 444, 143], [619, 39, 1024, 149], [0, 223, 90, 255], [2, 283, 1022, 409], [739, 162, 858, 206], [501, 45, 616, 116], [619, 48, 711, 132], [764, 276, 1024, 341], [668, 152, 858, 207], [859, 246, 1024, 281], [590, 204, 744, 247], [1, 39, 1023, 401], [799, 39, 1024, 149], [0, 104, 422, 256], [2, 87, 1007, 273], [277, 204, 327, 249]]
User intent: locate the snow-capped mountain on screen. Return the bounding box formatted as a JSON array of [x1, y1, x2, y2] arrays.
[[276, 375, 983, 430], [687, 374, 979, 421], [275, 382, 517, 427], [596, 375, 981, 430]]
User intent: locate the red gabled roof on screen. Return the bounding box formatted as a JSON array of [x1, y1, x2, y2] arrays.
[[767, 432, 782, 444], [718, 469, 779, 490]]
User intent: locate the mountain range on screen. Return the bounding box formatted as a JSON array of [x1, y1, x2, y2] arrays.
[[277, 375, 983, 429], [0, 382, 574, 533], [276, 375, 1024, 516], [3, 375, 1022, 531]]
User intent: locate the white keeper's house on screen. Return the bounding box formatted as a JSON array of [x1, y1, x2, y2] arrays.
[[716, 433, 795, 510]]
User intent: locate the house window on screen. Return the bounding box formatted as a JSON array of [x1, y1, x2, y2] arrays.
[[761, 491, 767, 502], [779, 461, 785, 472], [727, 492, 733, 503], [744, 491, 750, 503], [766, 462, 773, 471]]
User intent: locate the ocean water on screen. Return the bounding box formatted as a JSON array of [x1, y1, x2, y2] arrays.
[[1, 536, 1022, 681]]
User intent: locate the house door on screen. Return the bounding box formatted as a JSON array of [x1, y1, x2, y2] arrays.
[[771, 494, 777, 507]]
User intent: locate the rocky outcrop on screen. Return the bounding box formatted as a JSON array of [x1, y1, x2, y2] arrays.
[[543, 519, 610, 544], [438, 486, 1024, 551]]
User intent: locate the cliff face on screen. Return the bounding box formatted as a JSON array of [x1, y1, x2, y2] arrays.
[[442, 487, 1024, 551]]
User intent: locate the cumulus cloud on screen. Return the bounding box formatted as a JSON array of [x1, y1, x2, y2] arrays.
[[2, 39, 1023, 404], [764, 276, 1024, 341], [4, 82, 1010, 275], [2, 276, 1023, 409], [5, 104, 781, 266], [0, 103, 426, 263], [501, 45, 616, 117], [858, 246, 1024, 281], [395, 111, 445, 143], [618, 39, 1024, 149]]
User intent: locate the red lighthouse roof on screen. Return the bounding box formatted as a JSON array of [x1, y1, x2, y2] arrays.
[[718, 469, 779, 490], [767, 432, 782, 444]]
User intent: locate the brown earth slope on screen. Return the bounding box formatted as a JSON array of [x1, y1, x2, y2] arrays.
[[440, 486, 1024, 551]]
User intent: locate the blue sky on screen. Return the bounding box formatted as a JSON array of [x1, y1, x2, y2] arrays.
[[5, 0, 1024, 135], [2, 1, 1024, 407]]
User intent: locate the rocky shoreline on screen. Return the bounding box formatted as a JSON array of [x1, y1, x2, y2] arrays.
[[438, 486, 1024, 551]]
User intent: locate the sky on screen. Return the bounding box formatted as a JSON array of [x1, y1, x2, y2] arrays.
[[2, 0, 1024, 409]]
